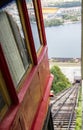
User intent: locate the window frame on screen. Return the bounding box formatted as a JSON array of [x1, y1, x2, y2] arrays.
[[21, 0, 46, 59], [25, 0, 43, 53], [0, 71, 11, 121], [36, 0, 47, 46], [18, 0, 38, 65], [33, 0, 45, 46], [0, 0, 33, 89], [0, 0, 47, 97], [0, 0, 46, 59], [0, 44, 19, 104]]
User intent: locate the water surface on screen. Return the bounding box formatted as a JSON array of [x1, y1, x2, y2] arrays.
[[45, 23, 81, 58]]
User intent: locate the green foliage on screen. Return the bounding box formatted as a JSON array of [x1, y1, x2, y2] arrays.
[[75, 87, 82, 130], [77, 106, 82, 116], [50, 66, 71, 94], [44, 19, 63, 27], [75, 117, 82, 130], [63, 14, 78, 21]]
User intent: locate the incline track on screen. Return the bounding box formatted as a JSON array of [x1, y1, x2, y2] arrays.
[[51, 84, 80, 130]]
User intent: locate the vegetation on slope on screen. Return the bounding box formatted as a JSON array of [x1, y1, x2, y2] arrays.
[[44, 14, 79, 27], [50, 66, 71, 94], [75, 86, 82, 130]]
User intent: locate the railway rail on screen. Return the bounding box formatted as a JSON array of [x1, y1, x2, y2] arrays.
[[51, 84, 80, 130]]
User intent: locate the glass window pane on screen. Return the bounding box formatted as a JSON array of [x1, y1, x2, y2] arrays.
[[0, 1, 31, 87], [26, 0, 41, 52]]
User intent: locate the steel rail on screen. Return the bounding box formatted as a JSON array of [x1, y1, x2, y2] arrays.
[[52, 85, 77, 118], [67, 85, 79, 130], [51, 86, 74, 106], [51, 84, 80, 130]]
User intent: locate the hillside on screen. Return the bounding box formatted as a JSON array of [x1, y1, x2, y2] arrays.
[[50, 66, 71, 94]]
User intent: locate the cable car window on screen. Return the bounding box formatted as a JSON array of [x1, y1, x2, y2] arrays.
[[26, 0, 41, 52], [0, 1, 31, 87]]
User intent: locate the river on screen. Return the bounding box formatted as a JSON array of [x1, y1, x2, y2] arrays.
[[45, 22, 81, 58]]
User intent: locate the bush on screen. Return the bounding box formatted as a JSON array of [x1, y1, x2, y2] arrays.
[[50, 66, 71, 94]]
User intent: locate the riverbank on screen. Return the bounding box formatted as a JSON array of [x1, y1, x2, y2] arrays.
[[44, 18, 80, 27], [49, 61, 81, 68], [43, 1, 81, 27]]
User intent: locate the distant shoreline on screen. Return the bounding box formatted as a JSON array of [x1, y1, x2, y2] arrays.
[[49, 61, 81, 68], [45, 20, 81, 27]]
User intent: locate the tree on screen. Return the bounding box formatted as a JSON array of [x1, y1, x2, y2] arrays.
[[50, 66, 71, 94]]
